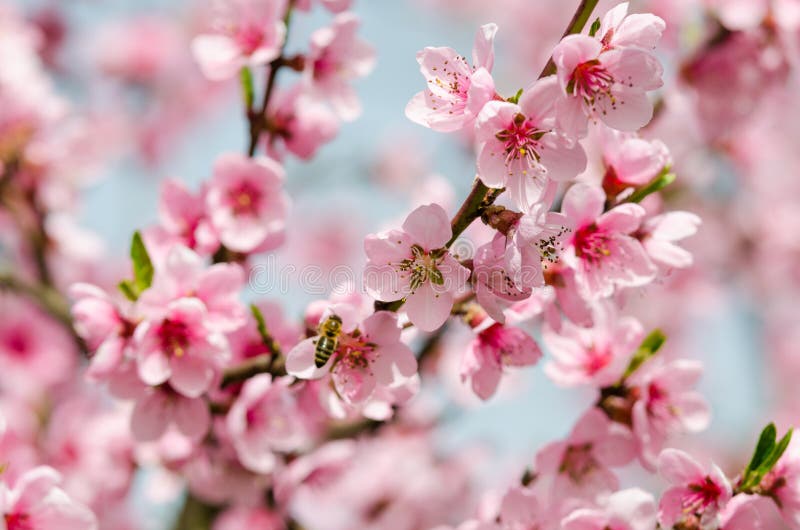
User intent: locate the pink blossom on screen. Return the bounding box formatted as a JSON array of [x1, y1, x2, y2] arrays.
[[226, 374, 309, 473], [600, 128, 671, 197], [304, 13, 375, 121], [130, 385, 211, 442], [191, 0, 287, 81], [133, 297, 229, 397], [364, 204, 470, 331], [70, 282, 136, 381], [543, 302, 644, 388], [265, 84, 339, 160], [561, 488, 658, 530], [144, 179, 219, 259], [537, 408, 637, 501], [205, 152, 289, 254], [213, 506, 284, 530], [0, 466, 98, 530], [472, 233, 533, 324], [460, 322, 542, 400], [286, 310, 417, 405], [138, 244, 246, 333], [628, 359, 711, 469], [552, 3, 665, 137], [543, 263, 593, 328], [507, 200, 572, 289], [639, 211, 701, 270], [657, 448, 731, 528], [294, 0, 351, 13], [498, 486, 555, 530], [405, 23, 498, 132], [561, 183, 656, 299], [475, 77, 587, 208]]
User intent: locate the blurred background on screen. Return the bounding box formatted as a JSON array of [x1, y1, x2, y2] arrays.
[[4, 0, 800, 528]]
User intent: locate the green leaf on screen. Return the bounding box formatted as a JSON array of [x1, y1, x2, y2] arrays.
[[130, 231, 154, 293], [623, 329, 666, 378], [250, 304, 272, 348], [117, 280, 138, 302], [240, 67, 255, 110], [589, 17, 602, 37], [627, 168, 676, 203], [757, 427, 793, 476], [746, 423, 777, 475], [507, 88, 524, 104]]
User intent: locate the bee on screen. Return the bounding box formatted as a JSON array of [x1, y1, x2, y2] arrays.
[[314, 314, 343, 368]]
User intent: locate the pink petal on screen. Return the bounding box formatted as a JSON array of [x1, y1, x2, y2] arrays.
[[404, 282, 453, 332], [657, 448, 705, 485], [598, 87, 654, 132], [562, 183, 605, 226], [285, 338, 328, 379], [401, 204, 452, 250], [191, 34, 243, 81], [597, 203, 645, 233], [472, 23, 497, 70], [131, 392, 169, 441], [172, 395, 211, 441], [169, 355, 215, 398], [552, 34, 602, 89]]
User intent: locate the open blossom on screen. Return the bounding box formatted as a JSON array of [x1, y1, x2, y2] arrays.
[[507, 199, 572, 289], [191, 0, 287, 81], [130, 385, 211, 441], [552, 2, 665, 137], [460, 321, 542, 400], [543, 302, 644, 388], [561, 183, 656, 299], [133, 298, 229, 397], [265, 84, 339, 161], [657, 448, 732, 528], [138, 244, 246, 333], [628, 359, 711, 469], [304, 13, 375, 121], [536, 408, 636, 501], [476, 77, 587, 208], [600, 128, 671, 197], [0, 467, 98, 530], [561, 488, 658, 530], [286, 310, 417, 405], [364, 204, 470, 331], [226, 375, 309, 474], [205, 152, 289, 254], [70, 283, 136, 381], [405, 23, 498, 133], [639, 211, 701, 270], [144, 178, 219, 260]]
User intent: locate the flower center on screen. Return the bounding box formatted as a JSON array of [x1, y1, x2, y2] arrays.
[[683, 476, 723, 514], [568, 59, 615, 101], [234, 24, 265, 55], [4, 330, 31, 359], [158, 318, 191, 358], [495, 113, 544, 171], [398, 244, 446, 293], [229, 180, 263, 216], [560, 443, 598, 482], [5, 513, 33, 530], [585, 345, 613, 375], [335, 333, 376, 370], [574, 224, 613, 263]]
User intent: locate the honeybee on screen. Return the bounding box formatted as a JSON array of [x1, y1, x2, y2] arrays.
[[314, 314, 343, 368]]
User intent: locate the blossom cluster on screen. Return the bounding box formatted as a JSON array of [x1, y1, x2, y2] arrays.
[[0, 0, 799, 529]]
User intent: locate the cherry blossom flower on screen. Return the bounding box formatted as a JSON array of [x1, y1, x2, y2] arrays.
[[628, 358, 711, 468], [0, 466, 98, 530], [475, 77, 587, 208], [70, 282, 136, 381], [657, 448, 732, 528], [286, 309, 417, 406], [543, 302, 644, 388], [226, 374, 309, 474], [138, 244, 246, 333], [639, 211, 701, 270], [472, 233, 533, 323], [600, 128, 671, 197], [537, 408, 637, 501], [130, 385, 211, 442], [506, 200, 572, 289], [460, 321, 542, 400], [405, 23, 498, 132], [144, 178, 219, 260], [364, 204, 470, 331], [304, 13, 375, 121], [265, 84, 339, 160], [133, 297, 229, 397], [192, 0, 287, 81], [552, 2, 665, 137], [561, 488, 658, 530], [560, 183, 656, 299], [205, 152, 289, 254]]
